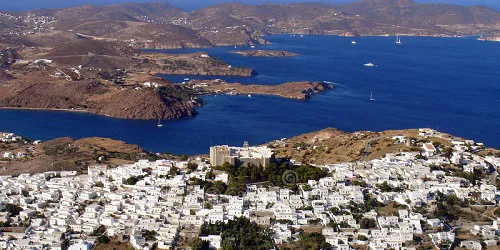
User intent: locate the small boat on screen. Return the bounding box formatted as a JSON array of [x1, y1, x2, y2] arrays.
[[183, 78, 190, 81], [300, 35, 304, 37], [248, 94, 252, 98], [395, 35, 402, 44], [157, 118, 164, 128], [363, 63, 375, 67], [250, 45, 255, 48], [370, 92, 376, 101], [351, 41, 357, 44]]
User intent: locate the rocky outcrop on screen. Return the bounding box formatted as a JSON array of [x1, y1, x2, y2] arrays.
[[339, 31, 360, 37], [478, 35, 500, 42], [90, 87, 200, 120]]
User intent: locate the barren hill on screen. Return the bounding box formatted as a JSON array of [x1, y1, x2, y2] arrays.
[[52, 2, 185, 30], [268, 128, 463, 164], [340, 0, 500, 25], [4, 0, 498, 50], [0, 71, 201, 120], [0, 135, 151, 175]]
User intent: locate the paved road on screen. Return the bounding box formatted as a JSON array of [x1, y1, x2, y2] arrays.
[[361, 137, 382, 161]]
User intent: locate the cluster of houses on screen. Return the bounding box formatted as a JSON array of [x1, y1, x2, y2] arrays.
[[0, 133, 40, 161], [1, 133, 29, 160], [0, 130, 498, 249], [142, 82, 161, 88], [0, 133, 22, 143], [0, 13, 54, 36]]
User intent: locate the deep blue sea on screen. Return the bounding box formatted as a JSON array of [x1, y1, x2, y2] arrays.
[[1, 35, 499, 154]]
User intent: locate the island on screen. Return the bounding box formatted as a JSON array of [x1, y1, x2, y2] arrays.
[[232, 50, 300, 57], [186, 80, 334, 100]]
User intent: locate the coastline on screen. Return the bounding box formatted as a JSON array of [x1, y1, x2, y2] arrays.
[[149, 34, 486, 52], [0, 107, 90, 114]]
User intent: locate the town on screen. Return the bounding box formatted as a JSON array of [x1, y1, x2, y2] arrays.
[[0, 129, 499, 250]]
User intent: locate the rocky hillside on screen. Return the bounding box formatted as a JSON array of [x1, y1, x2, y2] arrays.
[[341, 0, 500, 25], [3, 0, 499, 50], [0, 135, 154, 175], [0, 71, 201, 120], [268, 128, 467, 164], [50, 2, 186, 30]]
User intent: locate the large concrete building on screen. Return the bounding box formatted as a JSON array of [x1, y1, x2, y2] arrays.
[[209, 142, 275, 168]]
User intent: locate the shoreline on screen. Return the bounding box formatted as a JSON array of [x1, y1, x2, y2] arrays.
[[0, 107, 90, 114], [151, 34, 487, 52]]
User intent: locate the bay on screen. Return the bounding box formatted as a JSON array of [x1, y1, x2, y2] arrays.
[[1, 35, 499, 154]]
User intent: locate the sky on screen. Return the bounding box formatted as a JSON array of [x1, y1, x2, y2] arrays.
[[0, 0, 499, 12]]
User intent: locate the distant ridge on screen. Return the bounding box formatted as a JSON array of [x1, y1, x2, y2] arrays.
[[1, 0, 499, 49]]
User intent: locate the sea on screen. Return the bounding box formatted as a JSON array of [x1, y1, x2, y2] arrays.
[[1, 35, 499, 155]]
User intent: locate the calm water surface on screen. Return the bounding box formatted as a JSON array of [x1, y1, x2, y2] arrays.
[[1, 35, 499, 154]]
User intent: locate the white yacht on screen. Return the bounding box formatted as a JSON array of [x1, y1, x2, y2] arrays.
[[364, 63, 375, 67], [370, 92, 376, 101], [351, 41, 357, 44], [396, 35, 402, 44]]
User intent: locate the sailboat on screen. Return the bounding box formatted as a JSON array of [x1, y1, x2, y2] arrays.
[[157, 118, 164, 128], [395, 35, 402, 44], [370, 92, 376, 101]]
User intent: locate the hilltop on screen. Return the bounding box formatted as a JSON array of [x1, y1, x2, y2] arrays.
[[0, 134, 154, 175], [268, 128, 500, 165]]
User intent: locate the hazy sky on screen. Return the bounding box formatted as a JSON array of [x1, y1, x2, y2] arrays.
[[1, 0, 499, 12]]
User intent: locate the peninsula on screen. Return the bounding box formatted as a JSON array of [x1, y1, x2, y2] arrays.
[[0, 36, 331, 120], [186, 80, 334, 100], [232, 50, 300, 57]]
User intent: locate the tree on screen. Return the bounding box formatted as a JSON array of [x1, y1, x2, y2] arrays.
[[91, 225, 107, 236], [358, 235, 368, 241], [288, 232, 331, 250], [61, 239, 70, 250], [360, 218, 377, 229], [123, 176, 144, 185], [3, 204, 22, 216], [199, 217, 274, 250], [169, 166, 179, 176], [142, 230, 157, 241], [189, 238, 210, 250], [96, 235, 110, 244], [187, 162, 198, 172]]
